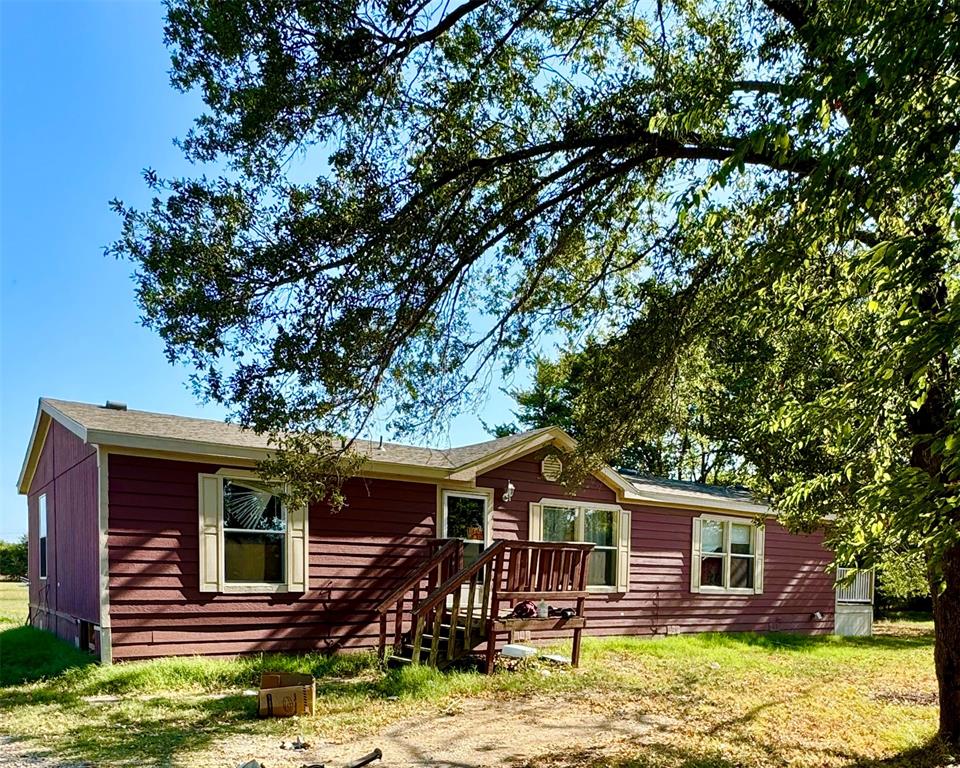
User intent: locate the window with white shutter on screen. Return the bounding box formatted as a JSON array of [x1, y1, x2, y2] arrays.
[[198, 473, 308, 594], [690, 514, 765, 595], [530, 499, 631, 593]]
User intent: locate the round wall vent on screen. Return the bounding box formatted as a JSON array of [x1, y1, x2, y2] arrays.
[[541, 455, 563, 482]]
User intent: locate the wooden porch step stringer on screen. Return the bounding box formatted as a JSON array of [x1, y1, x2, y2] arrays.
[[377, 539, 594, 672]]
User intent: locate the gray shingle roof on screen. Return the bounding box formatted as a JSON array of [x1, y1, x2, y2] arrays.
[[41, 398, 550, 469], [618, 469, 758, 506]]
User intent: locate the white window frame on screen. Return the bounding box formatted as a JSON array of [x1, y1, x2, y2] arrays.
[[534, 498, 624, 593], [221, 476, 288, 589], [438, 488, 493, 547], [201, 470, 304, 595], [38, 493, 48, 581], [693, 514, 763, 596]]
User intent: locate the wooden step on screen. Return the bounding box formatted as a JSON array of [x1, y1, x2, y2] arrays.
[[403, 639, 456, 658]]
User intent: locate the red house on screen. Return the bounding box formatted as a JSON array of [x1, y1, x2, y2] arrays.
[[17, 398, 836, 666]]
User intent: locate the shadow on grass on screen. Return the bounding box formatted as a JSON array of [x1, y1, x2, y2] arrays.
[[688, 630, 934, 653], [534, 740, 953, 768], [0, 626, 95, 685], [0, 637, 462, 767], [3, 693, 264, 767], [844, 737, 954, 768], [0, 623, 939, 768], [1, 666, 472, 766]]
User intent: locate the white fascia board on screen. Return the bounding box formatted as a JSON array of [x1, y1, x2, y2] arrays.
[[622, 485, 775, 516]]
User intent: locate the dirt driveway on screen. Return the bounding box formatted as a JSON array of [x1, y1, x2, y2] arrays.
[[2, 688, 674, 768], [197, 692, 676, 768]]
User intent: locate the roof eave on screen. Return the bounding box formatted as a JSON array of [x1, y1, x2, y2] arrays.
[[86, 430, 456, 481], [23, 400, 775, 515], [16, 407, 50, 494], [622, 485, 775, 516]]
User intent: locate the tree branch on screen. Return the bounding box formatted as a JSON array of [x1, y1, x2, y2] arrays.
[[731, 80, 789, 96], [761, 0, 816, 31], [429, 128, 817, 192]]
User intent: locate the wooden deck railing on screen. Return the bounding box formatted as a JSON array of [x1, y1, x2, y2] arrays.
[[402, 540, 594, 671], [410, 540, 507, 667], [377, 538, 463, 659], [835, 567, 875, 604]]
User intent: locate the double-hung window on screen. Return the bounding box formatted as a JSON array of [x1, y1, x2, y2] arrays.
[[197, 473, 309, 594], [691, 515, 765, 594], [222, 479, 286, 584], [532, 500, 630, 592]]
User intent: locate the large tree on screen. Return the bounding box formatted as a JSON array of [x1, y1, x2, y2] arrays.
[[112, 0, 960, 745], [492, 349, 751, 485]]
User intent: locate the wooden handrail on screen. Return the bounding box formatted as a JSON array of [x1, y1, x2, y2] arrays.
[[413, 540, 508, 618], [380, 539, 595, 671], [376, 538, 461, 613]]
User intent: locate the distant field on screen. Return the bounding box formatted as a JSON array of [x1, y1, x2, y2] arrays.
[[0, 581, 28, 625]]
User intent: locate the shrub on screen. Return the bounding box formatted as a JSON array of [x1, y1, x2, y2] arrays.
[[0, 537, 27, 580]]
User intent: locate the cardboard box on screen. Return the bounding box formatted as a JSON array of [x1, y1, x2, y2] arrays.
[[257, 672, 315, 718]]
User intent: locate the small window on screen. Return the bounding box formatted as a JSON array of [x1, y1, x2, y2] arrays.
[[695, 517, 759, 593], [442, 491, 488, 570], [222, 479, 286, 584], [541, 504, 619, 588], [38, 493, 48, 580]]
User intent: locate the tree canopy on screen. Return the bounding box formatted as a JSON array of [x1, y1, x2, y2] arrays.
[[112, 0, 960, 743], [492, 347, 751, 485]]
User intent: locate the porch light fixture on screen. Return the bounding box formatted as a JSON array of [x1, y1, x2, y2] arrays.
[[502, 480, 516, 503]]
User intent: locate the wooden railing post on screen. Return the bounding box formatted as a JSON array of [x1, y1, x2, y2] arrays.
[[571, 547, 589, 667], [411, 615, 425, 665], [429, 607, 443, 666], [379, 613, 388, 660], [484, 547, 505, 674], [447, 584, 462, 661], [463, 573, 477, 645]]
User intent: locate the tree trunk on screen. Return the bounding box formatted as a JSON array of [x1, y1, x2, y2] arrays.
[[932, 543, 960, 747], [906, 267, 957, 746]]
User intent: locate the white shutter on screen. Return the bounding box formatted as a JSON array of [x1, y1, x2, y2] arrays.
[[616, 508, 631, 593], [198, 474, 222, 593], [753, 523, 765, 594], [286, 502, 309, 593], [690, 516, 702, 593], [528, 502, 543, 541]]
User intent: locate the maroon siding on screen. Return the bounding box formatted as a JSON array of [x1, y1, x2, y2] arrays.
[[107, 445, 834, 661], [479, 451, 835, 636], [27, 420, 100, 642], [107, 454, 437, 660]]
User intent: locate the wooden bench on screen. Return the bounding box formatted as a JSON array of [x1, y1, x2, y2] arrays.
[[485, 543, 593, 670]]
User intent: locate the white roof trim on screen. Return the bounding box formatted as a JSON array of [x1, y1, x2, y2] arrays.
[[621, 484, 773, 516]]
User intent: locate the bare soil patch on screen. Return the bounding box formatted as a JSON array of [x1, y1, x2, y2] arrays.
[[196, 693, 676, 768]]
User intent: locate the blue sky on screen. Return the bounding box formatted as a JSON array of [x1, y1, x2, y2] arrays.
[[0, 1, 517, 541]]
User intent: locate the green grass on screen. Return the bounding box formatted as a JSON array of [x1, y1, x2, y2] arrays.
[[0, 625, 94, 685], [0, 580, 28, 626], [0, 581, 943, 768]]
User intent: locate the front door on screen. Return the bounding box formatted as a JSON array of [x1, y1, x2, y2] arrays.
[[441, 490, 489, 570]]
